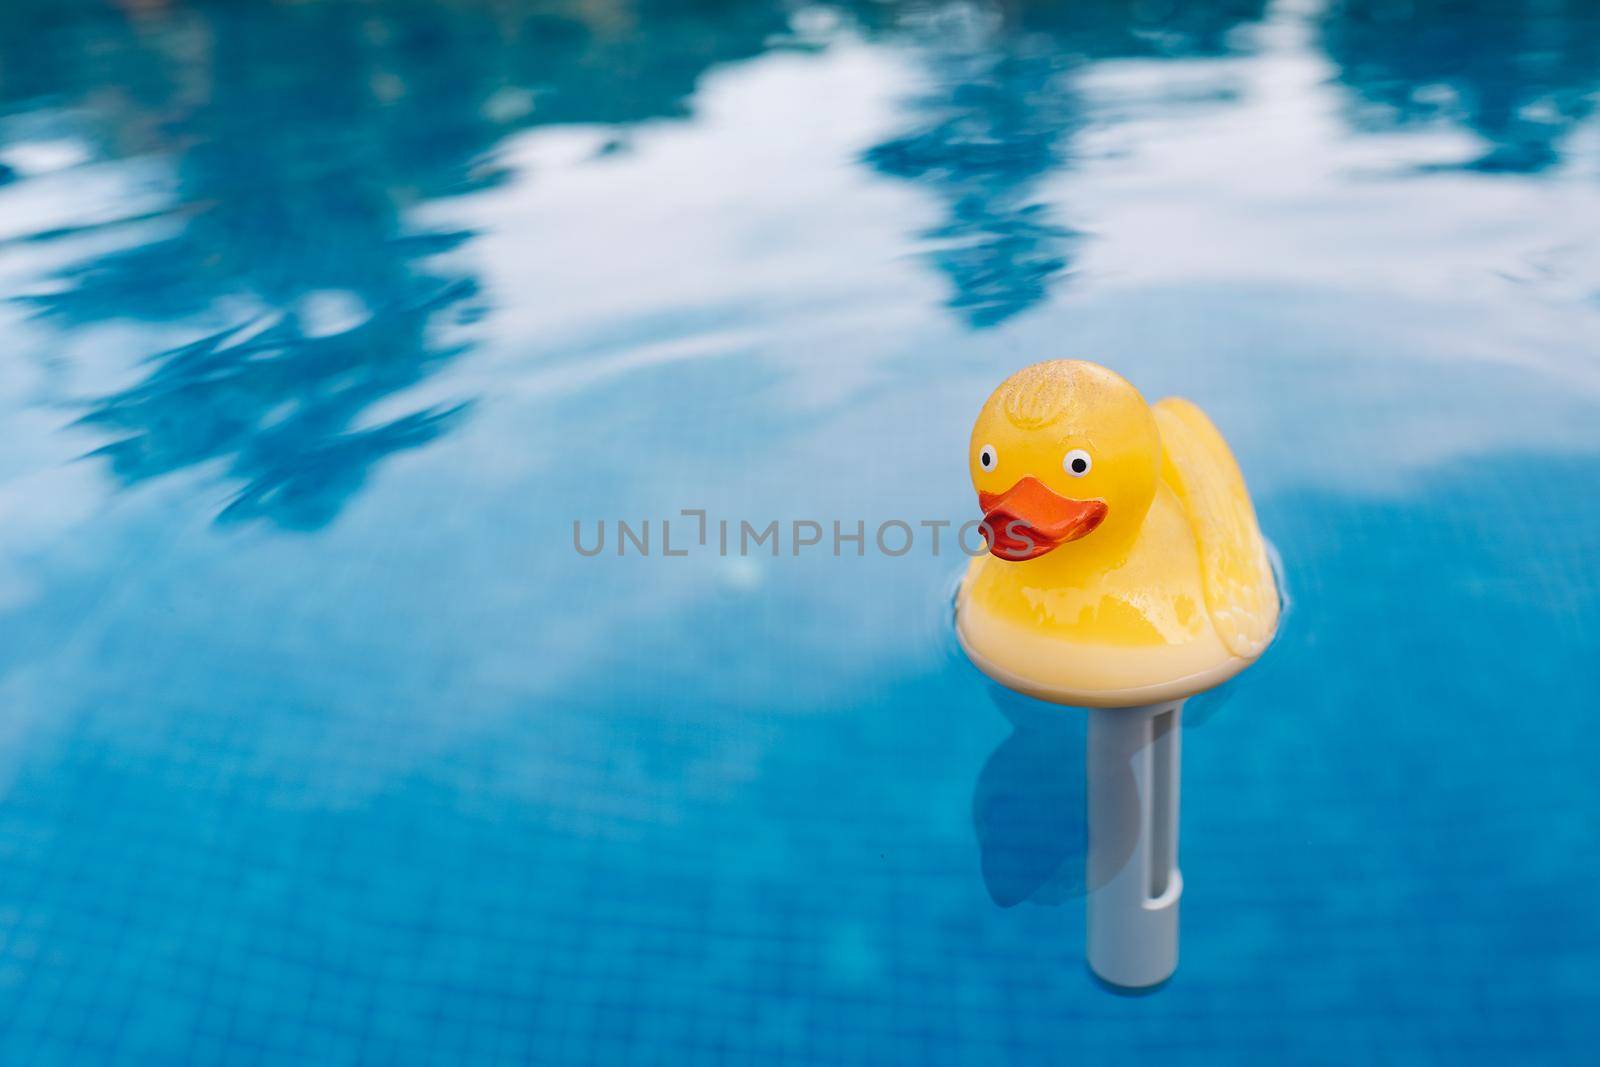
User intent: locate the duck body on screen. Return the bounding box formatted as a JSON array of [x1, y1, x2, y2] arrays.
[[956, 361, 1278, 707]]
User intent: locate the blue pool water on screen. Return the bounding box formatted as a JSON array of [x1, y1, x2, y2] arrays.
[[2, 0, 1598, 1062]]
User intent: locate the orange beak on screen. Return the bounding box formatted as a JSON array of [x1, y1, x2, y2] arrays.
[[979, 476, 1108, 561]]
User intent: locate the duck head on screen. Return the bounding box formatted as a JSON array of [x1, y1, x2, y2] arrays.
[[970, 360, 1160, 562]]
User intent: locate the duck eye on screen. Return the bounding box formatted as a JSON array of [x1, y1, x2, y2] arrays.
[[1063, 449, 1091, 477], [978, 444, 998, 471]]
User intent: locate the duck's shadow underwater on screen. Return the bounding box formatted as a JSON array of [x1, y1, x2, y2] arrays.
[[971, 682, 1235, 909]]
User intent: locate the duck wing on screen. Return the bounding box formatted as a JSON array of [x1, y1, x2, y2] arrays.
[[1152, 397, 1279, 659]]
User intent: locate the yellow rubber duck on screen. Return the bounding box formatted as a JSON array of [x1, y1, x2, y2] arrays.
[[956, 360, 1279, 707]]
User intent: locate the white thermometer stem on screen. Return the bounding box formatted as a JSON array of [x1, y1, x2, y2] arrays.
[[1086, 699, 1184, 989]]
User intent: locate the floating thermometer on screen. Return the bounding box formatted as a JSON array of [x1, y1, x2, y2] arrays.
[[956, 360, 1280, 989]]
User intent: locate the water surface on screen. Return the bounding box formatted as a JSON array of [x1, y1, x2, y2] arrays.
[[2, 1, 1598, 1063]]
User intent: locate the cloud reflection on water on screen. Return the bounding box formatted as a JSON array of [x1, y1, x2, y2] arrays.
[[2, 0, 1597, 528]]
